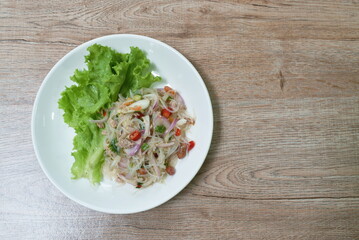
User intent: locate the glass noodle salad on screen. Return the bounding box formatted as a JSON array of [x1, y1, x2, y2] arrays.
[[95, 86, 195, 188], [58, 44, 195, 187]]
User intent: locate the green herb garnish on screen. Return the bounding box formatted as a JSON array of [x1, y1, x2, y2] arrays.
[[109, 138, 120, 154], [141, 143, 149, 151], [155, 125, 166, 134]]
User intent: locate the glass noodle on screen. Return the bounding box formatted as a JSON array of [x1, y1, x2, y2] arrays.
[[99, 87, 195, 188]]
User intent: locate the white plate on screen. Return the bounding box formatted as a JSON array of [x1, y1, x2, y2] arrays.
[[32, 34, 213, 214]]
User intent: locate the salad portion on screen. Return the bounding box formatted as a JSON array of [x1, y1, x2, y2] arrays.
[[58, 43, 195, 187], [99, 86, 195, 188]]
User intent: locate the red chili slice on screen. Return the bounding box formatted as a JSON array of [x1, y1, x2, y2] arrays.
[[161, 108, 172, 118], [188, 141, 195, 151], [175, 128, 181, 136], [129, 130, 141, 141]]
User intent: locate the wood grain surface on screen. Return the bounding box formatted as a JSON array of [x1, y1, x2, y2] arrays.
[[1, 0, 359, 239]]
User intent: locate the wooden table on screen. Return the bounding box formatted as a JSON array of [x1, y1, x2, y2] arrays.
[[1, 0, 359, 239]]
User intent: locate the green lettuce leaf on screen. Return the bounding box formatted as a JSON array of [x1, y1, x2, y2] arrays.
[[119, 47, 161, 96], [71, 123, 104, 183], [58, 44, 161, 183]]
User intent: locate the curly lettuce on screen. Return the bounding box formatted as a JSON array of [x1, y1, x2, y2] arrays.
[[58, 44, 161, 183]]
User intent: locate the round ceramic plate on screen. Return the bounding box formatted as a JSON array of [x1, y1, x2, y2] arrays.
[[32, 34, 213, 214]]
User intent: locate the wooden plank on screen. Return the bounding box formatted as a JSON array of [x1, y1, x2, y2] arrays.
[[1, 189, 359, 239], [193, 97, 359, 199], [1, 38, 359, 104]]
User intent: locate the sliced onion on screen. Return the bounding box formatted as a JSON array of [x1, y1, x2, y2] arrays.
[[176, 92, 185, 106], [164, 102, 179, 113], [165, 118, 178, 135], [118, 157, 129, 168], [125, 172, 134, 180], [169, 100, 180, 111], [124, 140, 142, 156], [152, 99, 158, 110], [154, 115, 171, 129]]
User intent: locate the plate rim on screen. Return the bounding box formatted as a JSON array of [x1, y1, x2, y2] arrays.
[[31, 34, 213, 214]]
